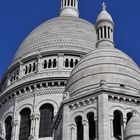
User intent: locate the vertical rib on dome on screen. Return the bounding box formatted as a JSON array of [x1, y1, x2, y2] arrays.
[[60, 0, 79, 17]]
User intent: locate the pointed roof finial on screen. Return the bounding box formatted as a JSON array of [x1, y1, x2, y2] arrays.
[[102, 2, 107, 10]]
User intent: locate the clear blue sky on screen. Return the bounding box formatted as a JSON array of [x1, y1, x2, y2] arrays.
[[0, 0, 140, 80]]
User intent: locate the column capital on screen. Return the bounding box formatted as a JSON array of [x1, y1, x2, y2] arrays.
[[69, 123, 76, 128], [11, 119, 19, 127], [28, 134, 34, 140], [30, 114, 40, 120], [82, 119, 88, 126]]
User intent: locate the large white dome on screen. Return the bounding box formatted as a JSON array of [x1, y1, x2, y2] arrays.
[[14, 16, 97, 62]]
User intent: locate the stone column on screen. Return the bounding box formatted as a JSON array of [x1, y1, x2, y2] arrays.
[[123, 118, 127, 129], [11, 97, 20, 140], [102, 27, 104, 38], [121, 118, 125, 140], [110, 116, 114, 138], [82, 119, 89, 140], [99, 28, 101, 40], [19, 61, 24, 78], [69, 0, 71, 6], [106, 26, 108, 38], [37, 54, 42, 73], [7, 73, 11, 86], [66, 0, 68, 6], [58, 53, 64, 71], [94, 116, 98, 140], [0, 122, 4, 139], [30, 114, 40, 140], [70, 124, 77, 140], [11, 120, 19, 140]]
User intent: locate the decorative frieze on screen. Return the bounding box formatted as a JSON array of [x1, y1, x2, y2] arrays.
[[108, 95, 140, 106], [69, 97, 96, 110], [0, 80, 66, 107]]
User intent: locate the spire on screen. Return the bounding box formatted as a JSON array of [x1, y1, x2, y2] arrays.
[[96, 3, 114, 48], [60, 0, 79, 17]]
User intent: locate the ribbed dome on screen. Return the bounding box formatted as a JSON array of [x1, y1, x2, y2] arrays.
[[124, 111, 140, 140], [14, 16, 96, 61], [66, 47, 140, 97]]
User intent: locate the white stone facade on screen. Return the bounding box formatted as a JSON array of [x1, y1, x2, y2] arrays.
[[0, 1, 140, 140]]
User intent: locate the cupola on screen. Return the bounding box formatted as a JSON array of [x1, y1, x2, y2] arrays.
[[60, 0, 79, 17], [124, 110, 140, 140], [96, 2, 114, 48]]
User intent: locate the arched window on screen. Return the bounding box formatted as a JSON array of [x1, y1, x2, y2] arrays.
[[53, 59, 57, 68], [97, 28, 100, 40], [108, 27, 110, 38], [100, 27, 103, 38], [113, 110, 123, 140], [54, 82, 58, 86], [75, 116, 83, 140], [70, 59, 74, 68], [5, 116, 12, 140], [60, 82, 65, 86], [16, 71, 19, 80], [65, 0, 67, 6], [127, 112, 132, 124], [29, 64, 32, 73], [39, 104, 54, 138], [71, 0, 73, 6], [87, 112, 96, 140], [75, 59, 78, 66], [19, 108, 31, 140], [44, 60, 47, 69], [25, 66, 28, 74], [68, 0, 70, 6], [13, 73, 16, 81], [65, 59, 69, 67], [32, 62, 36, 72], [104, 26, 107, 38], [48, 82, 52, 87], [48, 59, 52, 68]]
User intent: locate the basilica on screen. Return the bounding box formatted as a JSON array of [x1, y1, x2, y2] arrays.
[[0, 0, 140, 140]]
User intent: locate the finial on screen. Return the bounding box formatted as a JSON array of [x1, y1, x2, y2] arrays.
[[102, 2, 107, 10]]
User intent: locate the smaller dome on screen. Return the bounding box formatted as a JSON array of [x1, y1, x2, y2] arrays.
[[124, 111, 140, 140], [65, 47, 140, 97], [96, 3, 113, 23]]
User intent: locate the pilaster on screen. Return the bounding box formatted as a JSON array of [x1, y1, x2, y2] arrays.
[[37, 54, 42, 73], [70, 123, 76, 140], [62, 105, 70, 140], [58, 53, 64, 71], [82, 119, 89, 140], [98, 93, 110, 140]]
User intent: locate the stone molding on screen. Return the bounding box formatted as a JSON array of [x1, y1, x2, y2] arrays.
[[108, 95, 140, 106], [69, 97, 96, 110]]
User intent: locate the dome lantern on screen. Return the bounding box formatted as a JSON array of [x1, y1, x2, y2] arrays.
[[60, 0, 79, 17], [96, 2, 114, 48]]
